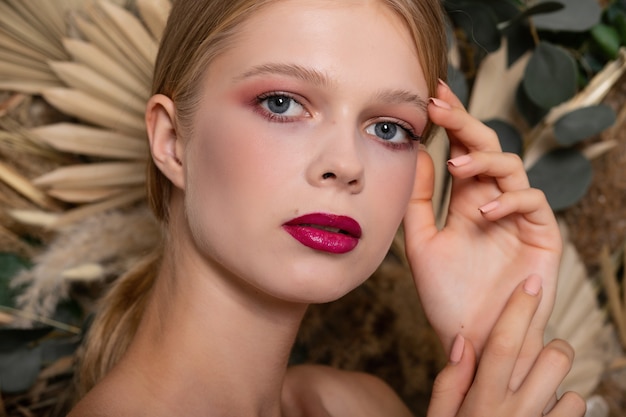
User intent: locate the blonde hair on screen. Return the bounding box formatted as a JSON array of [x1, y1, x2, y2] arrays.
[[76, 0, 448, 399]]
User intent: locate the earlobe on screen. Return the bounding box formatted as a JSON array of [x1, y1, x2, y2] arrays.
[[145, 94, 185, 190]]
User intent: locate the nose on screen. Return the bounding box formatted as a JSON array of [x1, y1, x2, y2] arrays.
[[306, 126, 365, 193]]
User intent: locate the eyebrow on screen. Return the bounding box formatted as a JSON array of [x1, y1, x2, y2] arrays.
[[235, 63, 332, 87], [236, 62, 428, 112], [374, 89, 429, 113]]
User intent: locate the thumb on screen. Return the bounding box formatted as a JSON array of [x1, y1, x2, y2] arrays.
[[404, 148, 438, 250], [427, 335, 476, 417]]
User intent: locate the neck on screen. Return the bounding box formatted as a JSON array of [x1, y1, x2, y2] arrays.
[[110, 238, 308, 417]]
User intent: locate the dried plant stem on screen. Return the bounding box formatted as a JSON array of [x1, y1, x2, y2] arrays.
[[600, 244, 626, 349], [0, 305, 80, 334]]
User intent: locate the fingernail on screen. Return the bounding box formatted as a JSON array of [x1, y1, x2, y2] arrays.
[[447, 154, 472, 167], [438, 78, 449, 88], [478, 200, 499, 214], [449, 334, 465, 364], [429, 97, 452, 110], [523, 274, 542, 296]]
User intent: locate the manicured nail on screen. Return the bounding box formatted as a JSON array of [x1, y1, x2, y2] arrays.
[[429, 97, 452, 110], [447, 154, 472, 167], [478, 200, 500, 214], [449, 334, 465, 365], [523, 274, 542, 296]]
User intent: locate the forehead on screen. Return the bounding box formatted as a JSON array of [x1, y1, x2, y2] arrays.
[[205, 0, 427, 95]]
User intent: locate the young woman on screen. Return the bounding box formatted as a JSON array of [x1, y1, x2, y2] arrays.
[[69, 0, 586, 416]]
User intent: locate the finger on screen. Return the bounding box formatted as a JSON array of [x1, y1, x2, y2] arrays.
[[404, 148, 438, 247], [545, 391, 587, 417], [478, 188, 557, 230], [447, 151, 529, 192], [429, 82, 502, 156], [515, 339, 575, 412], [427, 335, 477, 417], [473, 275, 543, 397]]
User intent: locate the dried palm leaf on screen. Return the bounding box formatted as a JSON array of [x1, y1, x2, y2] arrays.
[[31, 123, 147, 160], [0, 61, 59, 83], [41, 88, 146, 136], [9, 209, 60, 229], [70, 13, 149, 83], [33, 161, 145, 189], [97, 0, 158, 66], [62, 38, 150, 99], [0, 80, 61, 95], [0, 3, 67, 60], [136, 0, 171, 41], [546, 220, 617, 398], [48, 187, 126, 204], [0, 161, 62, 211], [0, 30, 57, 63], [0, 50, 50, 73], [49, 61, 146, 115]]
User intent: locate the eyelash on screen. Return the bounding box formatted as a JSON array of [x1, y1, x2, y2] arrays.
[[253, 92, 421, 149], [254, 92, 306, 122]]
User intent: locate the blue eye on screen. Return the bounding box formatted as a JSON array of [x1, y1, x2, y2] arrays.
[[365, 121, 417, 143], [258, 94, 305, 118]]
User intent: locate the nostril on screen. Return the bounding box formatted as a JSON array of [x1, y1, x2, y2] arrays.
[[322, 172, 335, 180]]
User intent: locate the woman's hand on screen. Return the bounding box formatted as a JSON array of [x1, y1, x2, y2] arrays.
[[404, 80, 562, 389], [427, 278, 586, 417]]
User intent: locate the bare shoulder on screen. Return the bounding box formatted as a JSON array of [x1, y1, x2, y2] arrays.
[[282, 364, 414, 417]]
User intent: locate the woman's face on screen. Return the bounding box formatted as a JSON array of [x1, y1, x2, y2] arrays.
[[181, 0, 429, 303]]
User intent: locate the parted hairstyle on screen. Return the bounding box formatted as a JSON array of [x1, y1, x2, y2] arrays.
[[75, 0, 448, 399]]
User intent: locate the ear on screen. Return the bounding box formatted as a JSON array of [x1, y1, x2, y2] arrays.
[[145, 94, 186, 190]]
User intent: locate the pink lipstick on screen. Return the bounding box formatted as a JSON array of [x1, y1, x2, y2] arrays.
[[283, 213, 362, 254]]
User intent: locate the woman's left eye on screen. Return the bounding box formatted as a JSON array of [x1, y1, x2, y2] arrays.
[[257, 93, 306, 119], [365, 121, 418, 143]]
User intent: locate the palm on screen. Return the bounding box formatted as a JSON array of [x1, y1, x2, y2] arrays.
[[407, 169, 560, 355]]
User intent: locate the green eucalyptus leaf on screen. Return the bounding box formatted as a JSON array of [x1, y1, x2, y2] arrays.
[[506, 25, 535, 66], [531, 0, 602, 32], [0, 345, 42, 393], [516, 80, 548, 127], [500, 1, 564, 32], [445, 1, 501, 53], [484, 119, 523, 156], [553, 104, 616, 146], [613, 12, 626, 44], [591, 24, 621, 60], [523, 42, 577, 110], [0, 253, 29, 308], [527, 149, 593, 211]]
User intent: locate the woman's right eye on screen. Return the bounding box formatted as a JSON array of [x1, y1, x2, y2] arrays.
[[257, 93, 307, 120]]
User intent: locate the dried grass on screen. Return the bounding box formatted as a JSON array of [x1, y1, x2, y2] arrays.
[[11, 205, 159, 322]]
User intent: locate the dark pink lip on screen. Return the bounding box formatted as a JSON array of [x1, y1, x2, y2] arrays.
[[283, 213, 362, 254]]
